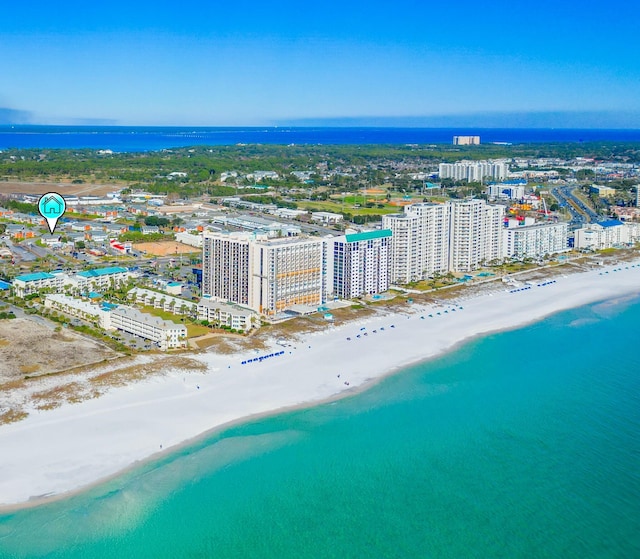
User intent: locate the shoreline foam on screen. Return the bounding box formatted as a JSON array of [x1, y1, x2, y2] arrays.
[[1, 261, 639, 510]]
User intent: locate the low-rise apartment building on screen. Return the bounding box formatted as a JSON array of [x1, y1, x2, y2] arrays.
[[13, 272, 65, 297], [70, 266, 132, 291], [127, 287, 196, 315], [196, 298, 257, 331], [574, 220, 640, 250], [105, 306, 187, 350], [44, 294, 110, 328]]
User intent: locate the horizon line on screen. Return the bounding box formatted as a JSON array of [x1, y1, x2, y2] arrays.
[[3, 124, 640, 131]]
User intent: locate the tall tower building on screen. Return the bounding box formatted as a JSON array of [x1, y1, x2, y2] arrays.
[[439, 160, 508, 182], [249, 237, 324, 315], [202, 231, 252, 305], [331, 230, 391, 299], [203, 232, 325, 315], [453, 135, 480, 145], [383, 199, 505, 281], [382, 203, 450, 283], [447, 199, 504, 271]]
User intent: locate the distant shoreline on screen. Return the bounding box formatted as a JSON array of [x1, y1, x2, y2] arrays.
[[2, 126, 640, 152]]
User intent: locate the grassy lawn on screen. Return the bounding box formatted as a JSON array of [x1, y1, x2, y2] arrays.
[[186, 323, 210, 337], [410, 279, 458, 291], [141, 306, 210, 338], [296, 199, 399, 216], [498, 262, 539, 273], [141, 305, 182, 322], [65, 212, 101, 220]]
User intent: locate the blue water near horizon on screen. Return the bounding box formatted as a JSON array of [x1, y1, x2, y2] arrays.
[[1, 125, 640, 152], [1, 295, 639, 558]]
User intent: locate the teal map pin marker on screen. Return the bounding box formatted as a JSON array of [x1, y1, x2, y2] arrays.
[[38, 192, 66, 234]]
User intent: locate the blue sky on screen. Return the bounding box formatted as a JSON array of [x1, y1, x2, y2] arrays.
[[1, 0, 639, 126]]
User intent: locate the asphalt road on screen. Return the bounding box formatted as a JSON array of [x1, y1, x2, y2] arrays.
[[551, 186, 599, 228]]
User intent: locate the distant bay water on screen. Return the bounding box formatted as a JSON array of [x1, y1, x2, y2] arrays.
[[1, 126, 640, 152], [1, 295, 639, 558]]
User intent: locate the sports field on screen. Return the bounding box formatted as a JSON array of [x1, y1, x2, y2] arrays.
[[133, 241, 199, 256]]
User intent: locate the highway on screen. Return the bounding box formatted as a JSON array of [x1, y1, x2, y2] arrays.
[[551, 186, 599, 228]]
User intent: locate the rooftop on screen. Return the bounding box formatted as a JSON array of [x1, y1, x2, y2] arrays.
[[111, 306, 186, 331], [15, 272, 56, 282], [198, 298, 255, 316], [77, 266, 128, 278], [345, 229, 392, 243], [599, 219, 624, 228]]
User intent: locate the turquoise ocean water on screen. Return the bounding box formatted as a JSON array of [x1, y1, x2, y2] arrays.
[[1, 295, 639, 558]]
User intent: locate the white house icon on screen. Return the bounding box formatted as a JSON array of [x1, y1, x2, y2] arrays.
[[42, 196, 63, 215]]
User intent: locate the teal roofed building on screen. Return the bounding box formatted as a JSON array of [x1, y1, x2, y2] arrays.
[[331, 229, 392, 300], [15, 272, 56, 282], [77, 266, 128, 278], [13, 272, 64, 298], [72, 266, 131, 290]]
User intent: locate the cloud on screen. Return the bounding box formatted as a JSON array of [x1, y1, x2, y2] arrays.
[[0, 107, 33, 124]]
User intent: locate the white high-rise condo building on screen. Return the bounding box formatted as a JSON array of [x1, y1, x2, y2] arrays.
[[453, 135, 480, 145], [448, 199, 504, 271], [331, 230, 391, 299], [384, 199, 505, 280], [202, 232, 252, 305], [503, 221, 569, 259], [439, 160, 509, 182], [249, 237, 324, 315], [382, 203, 450, 283], [202, 231, 324, 316]]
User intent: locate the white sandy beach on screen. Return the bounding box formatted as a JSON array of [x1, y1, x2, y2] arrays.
[[1, 261, 639, 507]]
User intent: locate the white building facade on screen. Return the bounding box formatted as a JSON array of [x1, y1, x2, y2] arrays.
[[175, 231, 203, 248], [331, 230, 391, 299], [44, 294, 110, 328], [13, 272, 65, 298], [383, 199, 505, 280], [486, 183, 526, 200], [382, 203, 450, 283], [127, 288, 196, 315], [448, 199, 505, 271], [106, 307, 187, 350], [439, 160, 509, 182], [196, 298, 257, 331], [503, 221, 569, 259], [574, 220, 640, 250], [69, 266, 132, 292], [202, 232, 252, 306], [202, 232, 325, 316]]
